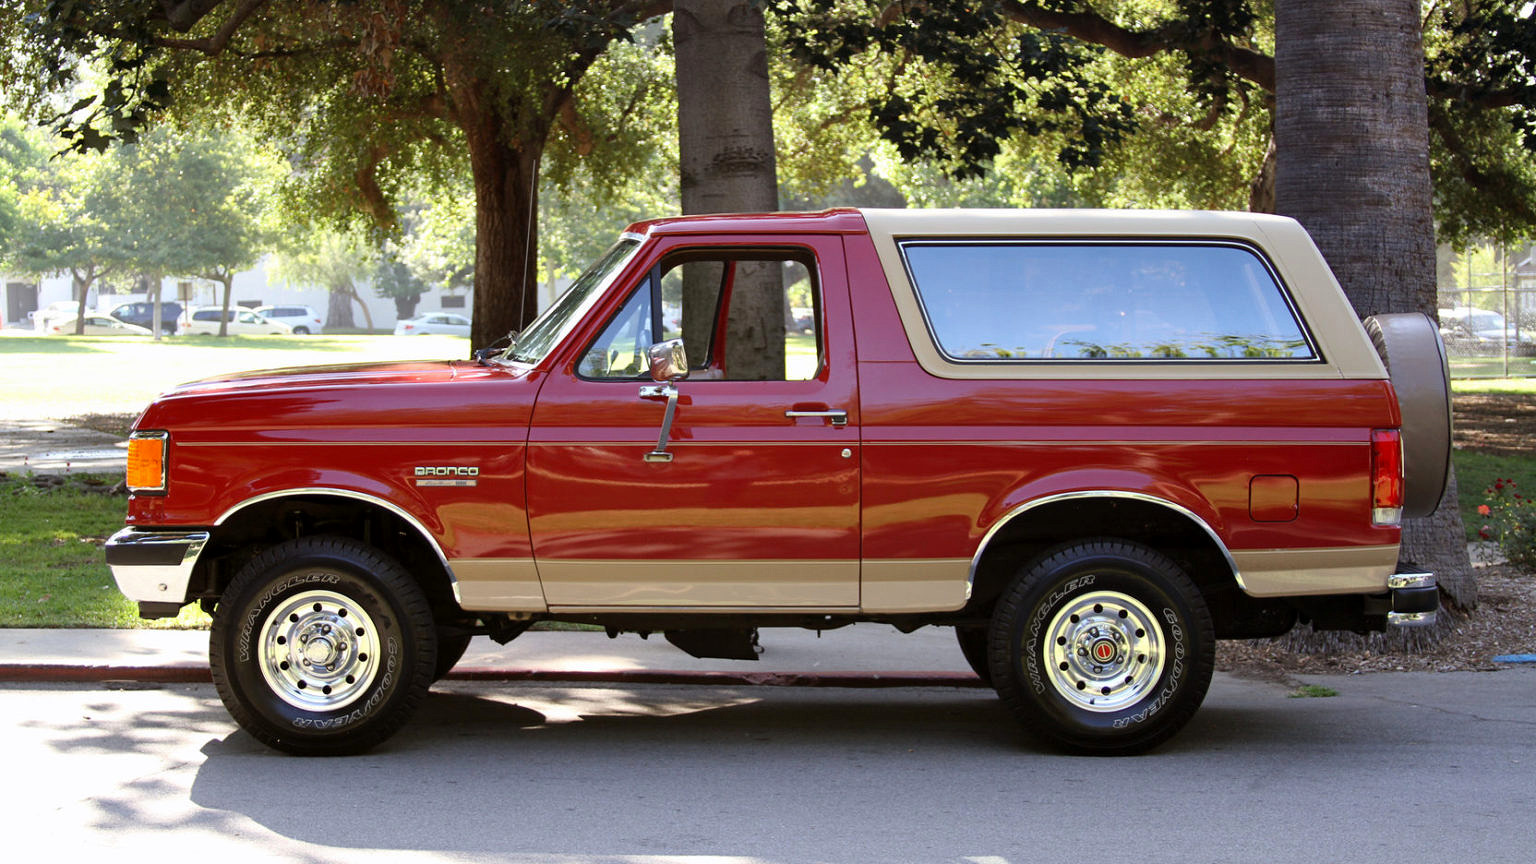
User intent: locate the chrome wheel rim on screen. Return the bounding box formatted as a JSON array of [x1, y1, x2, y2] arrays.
[[258, 589, 381, 711], [1044, 590, 1166, 712]]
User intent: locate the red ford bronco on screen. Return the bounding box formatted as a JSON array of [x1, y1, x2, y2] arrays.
[[106, 209, 1451, 755]]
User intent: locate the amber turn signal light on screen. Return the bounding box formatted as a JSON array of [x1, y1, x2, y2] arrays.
[[126, 432, 168, 494]]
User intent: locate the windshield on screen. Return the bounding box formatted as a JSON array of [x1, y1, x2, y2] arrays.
[[502, 236, 642, 365]]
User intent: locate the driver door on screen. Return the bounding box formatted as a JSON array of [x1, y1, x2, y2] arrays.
[[525, 235, 860, 610]]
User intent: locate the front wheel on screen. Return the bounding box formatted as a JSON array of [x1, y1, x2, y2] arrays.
[[989, 539, 1214, 755], [209, 536, 437, 755]]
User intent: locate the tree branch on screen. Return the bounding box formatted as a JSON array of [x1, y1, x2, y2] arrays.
[[995, 0, 1275, 91], [153, 0, 270, 55], [154, 0, 231, 32]]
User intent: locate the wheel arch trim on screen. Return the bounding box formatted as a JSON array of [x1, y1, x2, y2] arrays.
[[966, 490, 1244, 597], [214, 488, 456, 584]]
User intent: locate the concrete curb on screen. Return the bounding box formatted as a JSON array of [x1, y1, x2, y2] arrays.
[[0, 663, 986, 688]]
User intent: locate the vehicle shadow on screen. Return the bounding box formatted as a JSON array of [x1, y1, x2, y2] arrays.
[[182, 678, 1376, 859]]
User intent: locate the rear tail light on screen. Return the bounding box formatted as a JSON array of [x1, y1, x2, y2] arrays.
[[126, 431, 169, 495], [1370, 428, 1404, 526]]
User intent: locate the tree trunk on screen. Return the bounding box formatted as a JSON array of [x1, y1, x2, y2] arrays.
[[70, 268, 90, 335], [147, 275, 164, 341], [392, 293, 422, 321], [350, 282, 374, 332], [1275, 0, 1475, 618], [454, 80, 543, 353], [674, 0, 784, 380], [327, 282, 356, 330], [217, 274, 234, 337]]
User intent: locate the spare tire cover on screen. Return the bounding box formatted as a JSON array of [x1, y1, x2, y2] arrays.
[[1363, 312, 1452, 518]]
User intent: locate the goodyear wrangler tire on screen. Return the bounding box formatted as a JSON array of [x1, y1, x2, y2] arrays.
[[989, 540, 1214, 755], [209, 536, 436, 756], [1364, 312, 1452, 518]]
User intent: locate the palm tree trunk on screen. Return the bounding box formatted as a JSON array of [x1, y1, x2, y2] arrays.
[[674, 0, 784, 379], [1275, 0, 1475, 624]]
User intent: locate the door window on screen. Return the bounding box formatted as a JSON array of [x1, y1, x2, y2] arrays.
[[579, 249, 821, 381]]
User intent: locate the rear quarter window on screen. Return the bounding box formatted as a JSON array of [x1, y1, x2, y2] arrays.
[[899, 241, 1315, 361]]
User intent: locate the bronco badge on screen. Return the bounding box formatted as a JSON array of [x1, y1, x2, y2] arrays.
[[413, 466, 479, 487]]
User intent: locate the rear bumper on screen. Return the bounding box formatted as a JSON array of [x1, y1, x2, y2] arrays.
[[1382, 571, 1438, 628], [104, 528, 210, 616]]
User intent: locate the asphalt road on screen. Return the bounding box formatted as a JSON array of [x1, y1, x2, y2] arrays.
[[3, 671, 1532, 863]]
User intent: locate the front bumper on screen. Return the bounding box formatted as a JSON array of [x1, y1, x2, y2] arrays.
[[104, 528, 210, 617]]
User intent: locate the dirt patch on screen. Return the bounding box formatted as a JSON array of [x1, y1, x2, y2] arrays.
[[1454, 393, 1536, 457], [1219, 563, 1536, 681], [62, 413, 137, 439]]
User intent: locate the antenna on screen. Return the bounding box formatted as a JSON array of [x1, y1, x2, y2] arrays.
[[516, 157, 539, 331]]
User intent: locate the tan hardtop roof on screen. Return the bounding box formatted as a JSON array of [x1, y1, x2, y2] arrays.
[[857, 207, 1300, 239], [855, 208, 1389, 381]]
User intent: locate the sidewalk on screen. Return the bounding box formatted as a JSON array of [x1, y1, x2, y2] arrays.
[[0, 420, 127, 475], [0, 623, 985, 687]]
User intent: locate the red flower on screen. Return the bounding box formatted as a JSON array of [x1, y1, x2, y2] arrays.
[[1478, 504, 1492, 516], [1479, 525, 1493, 539]]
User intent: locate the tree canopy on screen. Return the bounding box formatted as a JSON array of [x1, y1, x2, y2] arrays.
[[1, 0, 671, 348], [774, 0, 1536, 244]]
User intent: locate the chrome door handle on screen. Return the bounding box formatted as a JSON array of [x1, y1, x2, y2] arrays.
[[785, 409, 848, 426], [639, 384, 680, 462]]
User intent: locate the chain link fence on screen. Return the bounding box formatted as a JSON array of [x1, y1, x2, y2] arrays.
[[1437, 283, 1536, 379]]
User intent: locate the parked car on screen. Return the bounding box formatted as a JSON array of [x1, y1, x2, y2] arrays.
[[254, 304, 324, 335], [1438, 306, 1535, 355], [31, 301, 80, 332], [180, 307, 294, 336], [394, 312, 470, 336], [108, 209, 1450, 757], [47, 314, 153, 336], [109, 301, 183, 335]]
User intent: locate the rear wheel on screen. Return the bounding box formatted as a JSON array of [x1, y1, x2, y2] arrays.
[[989, 539, 1214, 755], [209, 536, 436, 755], [292, 326, 311, 335]]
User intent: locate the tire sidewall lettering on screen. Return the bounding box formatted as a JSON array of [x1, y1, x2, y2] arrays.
[[1024, 573, 1097, 694]]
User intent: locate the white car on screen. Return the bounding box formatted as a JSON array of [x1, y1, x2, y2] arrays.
[[394, 312, 470, 336], [31, 301, 80, 332], [254, 304, 325, 335], [181, 307, 294, 336], [46, 314, 154, 336]]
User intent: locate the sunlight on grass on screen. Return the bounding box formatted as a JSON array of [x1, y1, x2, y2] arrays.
[[0, 474, 210, 628], [0, 332, 469, 419], [1453, 378, 1536, 395]]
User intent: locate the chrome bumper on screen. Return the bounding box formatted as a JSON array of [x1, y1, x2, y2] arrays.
[[1385, 571, 1438, 628], [104, 528, 210, 614]]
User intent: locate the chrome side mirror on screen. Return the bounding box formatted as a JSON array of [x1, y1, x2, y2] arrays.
[[648, 338, 688, 382]]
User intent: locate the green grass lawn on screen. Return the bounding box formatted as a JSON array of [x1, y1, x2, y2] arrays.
[[0, 331, 470, 420], [0, 474, 207, 628]]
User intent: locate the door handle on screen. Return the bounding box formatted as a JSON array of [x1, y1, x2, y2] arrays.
[[639, 384, 680, 462], [785, 409, 848, 427]]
